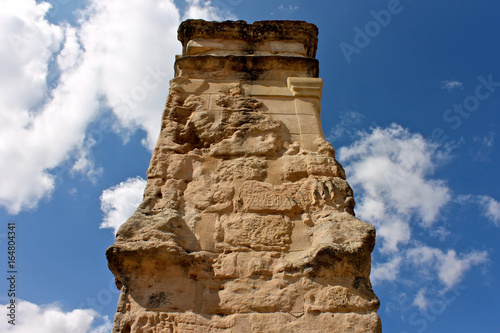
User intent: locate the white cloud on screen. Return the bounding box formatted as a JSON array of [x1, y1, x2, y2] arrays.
[[371, 255, 403, 285], [430, 226, 451, 241], [0, 300, 112, 333], [413, 288, 429, 310], [0, 0, 230, 214], [70, 137, 103, 182], [437, 250, 487, 288], [338, 124, 489, 300], [473, 131, 495, 148], [407, 246, 488, 289], [338, 124, 451, 252], [0, 0, 64, 213], [76, 0, 184, 150], [441, 80, 463, 91], [480, 196, 500, 226], [183, 0, 233, 20], [278, 4, 299, 12], [375, 218, 411, 253], [0, 0, 63, 110], [458, 194, 500, 226], [471, 131, 496, 162], [326, 110, 364, 142], [100, 176, 146, 234]]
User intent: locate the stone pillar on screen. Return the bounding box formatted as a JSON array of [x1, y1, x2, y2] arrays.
[[106, 19, 381, 333]]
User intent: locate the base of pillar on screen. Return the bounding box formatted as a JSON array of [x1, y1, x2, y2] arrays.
[[112, 310, 382, 333]]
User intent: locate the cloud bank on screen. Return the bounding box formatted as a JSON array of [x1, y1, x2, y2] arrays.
[[0, 300, 112, 333], [0, 0, 228, 214], [339, 124, 451, 252], [337, 124, 489, 306]]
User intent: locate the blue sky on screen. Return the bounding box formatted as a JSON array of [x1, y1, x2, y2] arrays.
[[0, 0, 499, 332]]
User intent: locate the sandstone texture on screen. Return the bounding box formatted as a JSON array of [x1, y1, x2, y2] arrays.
[[106, 20, 381, 333]]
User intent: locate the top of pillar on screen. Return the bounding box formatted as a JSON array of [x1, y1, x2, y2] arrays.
[[178, 20, 319, 58]]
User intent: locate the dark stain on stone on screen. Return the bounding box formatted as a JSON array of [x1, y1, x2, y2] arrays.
[[147, 291, 170, 308]]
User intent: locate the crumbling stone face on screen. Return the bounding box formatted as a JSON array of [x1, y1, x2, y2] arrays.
[[106, 19, 381, 333]]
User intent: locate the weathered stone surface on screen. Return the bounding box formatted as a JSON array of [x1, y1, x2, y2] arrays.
[[178, 20, 318, 58], [107, 19, 381, 333]]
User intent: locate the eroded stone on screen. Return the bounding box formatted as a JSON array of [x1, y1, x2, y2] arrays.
[[106, 19, 381, 333]]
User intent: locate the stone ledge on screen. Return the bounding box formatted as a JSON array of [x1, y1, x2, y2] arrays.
[[178, 20, 319, 58], [175, 55, 319, 80], [288, 77, 323, 99]]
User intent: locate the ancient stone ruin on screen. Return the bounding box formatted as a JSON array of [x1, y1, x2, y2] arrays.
[[106, 19, 381, 332]]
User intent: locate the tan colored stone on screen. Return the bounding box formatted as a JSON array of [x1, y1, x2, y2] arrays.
[[287, 77, 323, 99], [236, 181, 300, 214], [218, 213, 292, 251], [177, 20, 319, 58], [106, 19, 381, 333]]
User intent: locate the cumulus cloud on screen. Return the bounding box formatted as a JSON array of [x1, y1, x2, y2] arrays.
[[0, 0, 65, 213], [338, 124, 451, 252], [413, 288, 429, 310], [70, 137, 103, 182], [0, 0, 229, 214], [371, 255, 403, 284], [0, 300, 112, 333], [407, 246, 488, 289], [100, 176, 147, 234], [337, 124, 489, 299], [76, 0, 183, 149], [480, 196, 500, 226], [441, 80, 463, 91]]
